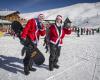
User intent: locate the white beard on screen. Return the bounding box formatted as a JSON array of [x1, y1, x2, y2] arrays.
[[56, 23, 62, 27]]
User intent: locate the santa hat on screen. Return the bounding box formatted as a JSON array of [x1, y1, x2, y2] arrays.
[[56, 15, 62, 20], [38, 14, 44, 18]]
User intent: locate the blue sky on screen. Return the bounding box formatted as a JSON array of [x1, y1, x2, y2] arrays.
[[0, 0, 99, 13]]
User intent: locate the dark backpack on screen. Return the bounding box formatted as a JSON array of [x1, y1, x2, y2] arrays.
[[11, 21, 23, 38]]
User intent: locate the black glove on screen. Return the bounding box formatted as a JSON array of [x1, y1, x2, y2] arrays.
[[63, 22, 71, 28], [20, 38, 26, 45], [30, 41, 37, 49]]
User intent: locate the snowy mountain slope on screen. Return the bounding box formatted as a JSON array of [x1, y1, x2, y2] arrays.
[[19, 2, 100, 27], [20, 2, 100, 26], [76, 15, 100, 27]]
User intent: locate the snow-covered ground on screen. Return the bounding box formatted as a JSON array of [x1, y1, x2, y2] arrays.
[[0, 32, 100, 80]]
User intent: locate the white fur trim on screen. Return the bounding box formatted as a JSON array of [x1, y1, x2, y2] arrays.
[[35, 20, 39, 43], [58, 43, 63, 46], [50, 40, 57, 44]]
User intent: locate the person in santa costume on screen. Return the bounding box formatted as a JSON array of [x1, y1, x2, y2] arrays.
[[21, 14, 46, 75], [48, 15, 71, 71]]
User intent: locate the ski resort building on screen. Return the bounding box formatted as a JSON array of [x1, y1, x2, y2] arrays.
[[0, 10, 27, 33]]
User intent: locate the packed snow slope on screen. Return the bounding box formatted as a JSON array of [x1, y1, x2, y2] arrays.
[[0, 32, 100, 80]]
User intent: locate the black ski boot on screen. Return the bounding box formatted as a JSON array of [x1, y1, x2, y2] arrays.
[[49, 61, 54, 71], [24, 66, 30, 75], [29, 67, 36, 71], [54, 64, 59, 69]]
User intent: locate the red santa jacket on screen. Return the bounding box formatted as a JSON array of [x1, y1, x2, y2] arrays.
[[49, 24, 71, 46], [21, 18, 45, 42]]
